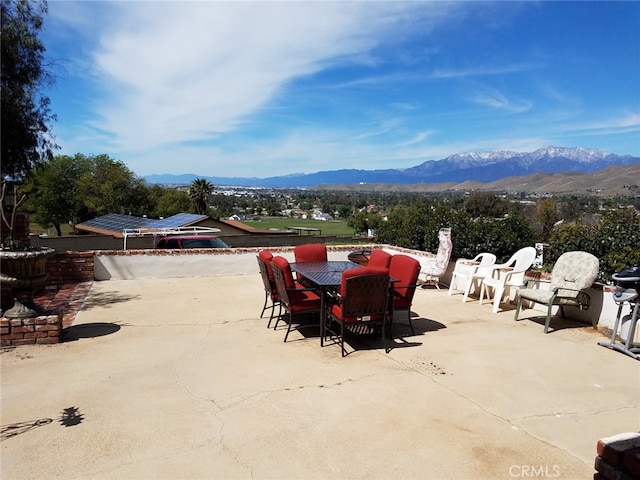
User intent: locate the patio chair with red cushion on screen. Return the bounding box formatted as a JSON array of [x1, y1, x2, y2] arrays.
[[368, 249, 392, 269], [389, 254, 421, 335], [256, 250, 281, 328], [271, 255, 322, 342], [293, 243, 328, 263], [325, 266, 391, 357]]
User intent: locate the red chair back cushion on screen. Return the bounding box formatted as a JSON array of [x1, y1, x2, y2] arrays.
[[368, 250, 392, 269], [271, 255, 296, 289], [389, 254, 420, 305], [258, 249, 274, 278], [340, 266, 389, 297], [294, 244, 327, 263]]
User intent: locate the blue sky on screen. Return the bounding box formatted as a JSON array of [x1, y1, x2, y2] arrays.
[[41, 1, 640, 178]]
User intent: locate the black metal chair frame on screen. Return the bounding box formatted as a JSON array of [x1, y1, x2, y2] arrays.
[[257, 255, 281, 328], [271, 261, 321, 342], [325, 273, 391, 357]]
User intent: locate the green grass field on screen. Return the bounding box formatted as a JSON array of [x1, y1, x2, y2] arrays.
[[243, 217, 355, 236]]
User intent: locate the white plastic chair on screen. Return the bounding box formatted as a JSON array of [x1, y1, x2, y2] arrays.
[[479, 247, 537, 313], [418, 228, 452, 289], [448, 253, 497, 302]]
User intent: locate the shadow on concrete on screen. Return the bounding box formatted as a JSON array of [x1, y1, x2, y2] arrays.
[[0, 418, 53, 441], [80, 291, 140, 310], [518, 315, 598, 333], [62, 322, 122, 342], [59, 407, 84, 427]]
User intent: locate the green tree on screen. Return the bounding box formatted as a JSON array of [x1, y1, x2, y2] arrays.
[[76, 154, 143, 217], [462, 192, 510, 218], [546, 208, 640, 282], [155, 189, 192, 218], [189, 178, 213, 215], [347, 210, 382, 235], [24, 154, 91, 235], [537, 198, 560, 241], [1, 0, 57, 180]]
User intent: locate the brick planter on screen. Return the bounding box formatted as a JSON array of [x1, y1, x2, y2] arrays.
[[1, 252, 94, 347], [1, 313, 63, 346], [595, 432, 640, 479]]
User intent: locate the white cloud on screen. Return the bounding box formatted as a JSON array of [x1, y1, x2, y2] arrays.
[[63, 1, 450, 153], [470, 88, 533, 113]]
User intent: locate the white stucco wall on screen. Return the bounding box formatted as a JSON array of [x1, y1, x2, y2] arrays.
[[91, 245, 628, 331]]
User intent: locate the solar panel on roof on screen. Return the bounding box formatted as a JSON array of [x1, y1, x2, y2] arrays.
[[77, 213, 211, 235], [151, 213, 207, 229], [79, 213, 153, 232]]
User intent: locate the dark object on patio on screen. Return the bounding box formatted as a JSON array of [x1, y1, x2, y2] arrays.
[[389, 254, 422, 335], [271, 256, 321, 342], [256, 250, 281, 328], [598, 266, 640, 360], [326, 266, 391, 357], [514, 251, 599, 333], [347, 249, 371, 266]]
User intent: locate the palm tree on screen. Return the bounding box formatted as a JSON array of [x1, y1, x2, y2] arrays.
[[189, 178, 213, 215]]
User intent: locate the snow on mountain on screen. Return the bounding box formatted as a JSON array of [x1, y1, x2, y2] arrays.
[[145, 146, 640, 187]]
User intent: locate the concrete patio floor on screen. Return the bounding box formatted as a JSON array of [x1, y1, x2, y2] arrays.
[[2, 274, 639, 479]]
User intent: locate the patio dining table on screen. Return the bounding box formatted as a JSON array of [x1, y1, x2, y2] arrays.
[[290, 261, 361, 346]]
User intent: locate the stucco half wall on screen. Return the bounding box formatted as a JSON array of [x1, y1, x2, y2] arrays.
[[92, 245, 622, 331], [93, 245, 444, 281]]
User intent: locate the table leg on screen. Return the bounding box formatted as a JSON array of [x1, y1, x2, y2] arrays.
[[320, 288, 326, 347]]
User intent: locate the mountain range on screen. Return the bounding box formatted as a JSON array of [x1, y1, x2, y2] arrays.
[[144, 146, 640, 190]]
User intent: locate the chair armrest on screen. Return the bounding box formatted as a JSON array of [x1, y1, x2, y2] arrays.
[[551, 287, 592, 310], [501, 268, 527, 282], [325, 289, 342, 302]]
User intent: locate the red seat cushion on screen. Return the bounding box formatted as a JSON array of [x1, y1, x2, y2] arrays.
[[271, 255, 320, 309], [289, 290, 321, 311]]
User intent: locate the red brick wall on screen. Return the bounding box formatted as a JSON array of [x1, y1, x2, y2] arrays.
[[1, 314, 63, 346], [595, 432, 640, 479], [1, 251, 94, 313]]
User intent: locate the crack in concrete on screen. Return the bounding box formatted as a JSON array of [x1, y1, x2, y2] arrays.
[[512, 404, 640, 421]]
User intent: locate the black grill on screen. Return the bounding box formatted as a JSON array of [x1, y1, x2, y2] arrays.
[[612, 266, 640, 303]]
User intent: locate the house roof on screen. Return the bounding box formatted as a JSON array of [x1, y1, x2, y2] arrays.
[[218, 218, 290, 235], [76, 213, 210, 238]]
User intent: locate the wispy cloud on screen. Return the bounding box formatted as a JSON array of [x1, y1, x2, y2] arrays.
[[42, 1, 640, 177], [58, 2, 453, 153], [563, 113, 640, 136], [431, 62, 542, 79], [397, 131, 435, 147], [470, 88, 533, 113]]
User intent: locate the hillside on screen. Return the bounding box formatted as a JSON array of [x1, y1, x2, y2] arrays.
[[320, 164, 640, 196]]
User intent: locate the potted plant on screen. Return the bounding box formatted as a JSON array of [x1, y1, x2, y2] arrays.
[[1, 182, 55, 318]]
